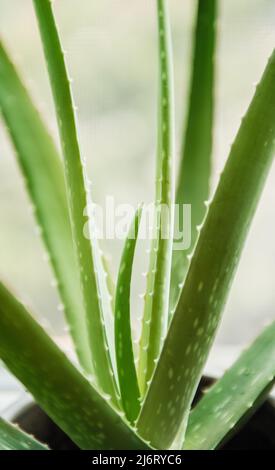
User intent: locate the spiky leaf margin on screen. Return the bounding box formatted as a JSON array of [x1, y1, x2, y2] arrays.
[[138, 0, 175, 396], [0, 282, 148, 450], [184, 322, 275, 450], [0, 418, 48, 450], [32, 0, 118, 404], [137, 49, 275, 448], [0, 41, 92, 373]]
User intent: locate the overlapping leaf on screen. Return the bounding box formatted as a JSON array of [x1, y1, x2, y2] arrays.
[[115, 207, 142, 424], [137, 49, 275, 449]]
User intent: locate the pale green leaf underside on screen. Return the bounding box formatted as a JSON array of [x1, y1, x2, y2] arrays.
[[138, 0, 175, 396], [0, 282, 148, 450], [0, 41, 92, 373], [0, 418, 48, 450], [115, 207, 142, 424], [32, 0, 118, 404], [170, 0, 217, 316], [184, 322, 275, 450], [137, 49, 275, 449]]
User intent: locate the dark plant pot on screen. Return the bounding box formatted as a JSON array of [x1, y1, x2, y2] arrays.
[[8, 377, 275, 450]]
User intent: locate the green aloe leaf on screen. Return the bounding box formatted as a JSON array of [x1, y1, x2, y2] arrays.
[[0, 282, 148, 450], [0, 418, 48, 450], [184, 322, 275, 450], [102, 253, 116, 312], [32, 0, 118, 404], [137, 49, 275, 449], [138, 0, 175, 396], [115, 207, 142, 425], [0, 41, 92, 374], [170, 0, 217, 316]]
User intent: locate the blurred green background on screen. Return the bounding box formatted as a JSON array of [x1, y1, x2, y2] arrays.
[[0, 0, 275, 346]]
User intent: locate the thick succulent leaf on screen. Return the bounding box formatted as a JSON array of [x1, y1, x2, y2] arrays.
[[32, 0, 118, 404], [137, 50, 275, 449], [115, 207, 142, 424], [0, 418, 48, 450], [184, 322, 275, 450], [0, 282, 148, 450], [138, 0, 175, 396], [170, 0, 217, 316], [0, 42, 92, 373]]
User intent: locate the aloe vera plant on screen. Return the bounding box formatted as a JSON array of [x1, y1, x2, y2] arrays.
[[0, 0, 275, 451]]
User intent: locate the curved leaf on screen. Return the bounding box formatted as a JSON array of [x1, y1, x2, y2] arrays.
[[138, 0, 175, 396], [0, 41, 92, 373], [184, 322, 275, 450], [115, 207, 142, 424], [32, 0, 118, 405], [137, 49, 275, 449], [0, 282, 149, 450]]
